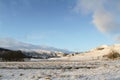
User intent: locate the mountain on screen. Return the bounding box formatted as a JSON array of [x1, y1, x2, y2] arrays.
[[0, 38, 71, 53], [0, 38, 71, 59], [0, 47, 67, 61], [22, 50, 65, 59]]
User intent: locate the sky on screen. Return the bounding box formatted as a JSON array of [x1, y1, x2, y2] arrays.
[[0, 0, 120, 51]]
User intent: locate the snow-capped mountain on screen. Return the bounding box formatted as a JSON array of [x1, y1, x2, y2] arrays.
[[0, 47, 65, 60], [0, 38, 71, 53], [0, 38, 72, 58]]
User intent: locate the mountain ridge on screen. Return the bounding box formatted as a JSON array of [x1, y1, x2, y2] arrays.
[[0, 38, 72, 53]]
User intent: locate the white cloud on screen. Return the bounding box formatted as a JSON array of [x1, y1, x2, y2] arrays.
[[74, 0, 120, 40], [0, 38, 31, 49]]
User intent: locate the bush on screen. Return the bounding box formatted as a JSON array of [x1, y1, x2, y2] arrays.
[[103, 50, 120, 59]]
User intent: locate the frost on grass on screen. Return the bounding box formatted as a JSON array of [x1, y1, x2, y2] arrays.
[[0, 60, 120, 80]]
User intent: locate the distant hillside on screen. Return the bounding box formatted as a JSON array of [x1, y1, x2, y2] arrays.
[[0, 48, 11, 51], [0, 47, 67, 61], [22, 49, 67, 59], [0, 38, 72, 53]]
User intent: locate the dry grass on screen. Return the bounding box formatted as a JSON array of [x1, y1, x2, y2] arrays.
[[96, 47, 104, 50], [103, 50, 120, 59]]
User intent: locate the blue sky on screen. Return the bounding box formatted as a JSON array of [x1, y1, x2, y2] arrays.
[[0, 0, 119, 51]]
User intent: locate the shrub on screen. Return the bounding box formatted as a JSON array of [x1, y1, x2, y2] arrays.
[[103, 50, 120, 59]]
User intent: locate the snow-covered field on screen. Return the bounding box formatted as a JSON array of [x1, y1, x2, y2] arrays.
[[0, 60, 120, 80]]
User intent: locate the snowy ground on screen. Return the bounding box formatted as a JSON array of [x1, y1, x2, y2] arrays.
[[0, 60, 120, 80]]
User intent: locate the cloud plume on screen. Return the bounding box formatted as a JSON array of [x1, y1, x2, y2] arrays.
[[75, 0, 120, 41]]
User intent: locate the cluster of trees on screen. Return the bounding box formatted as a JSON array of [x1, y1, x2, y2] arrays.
[[0, 48, 29, 61]]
